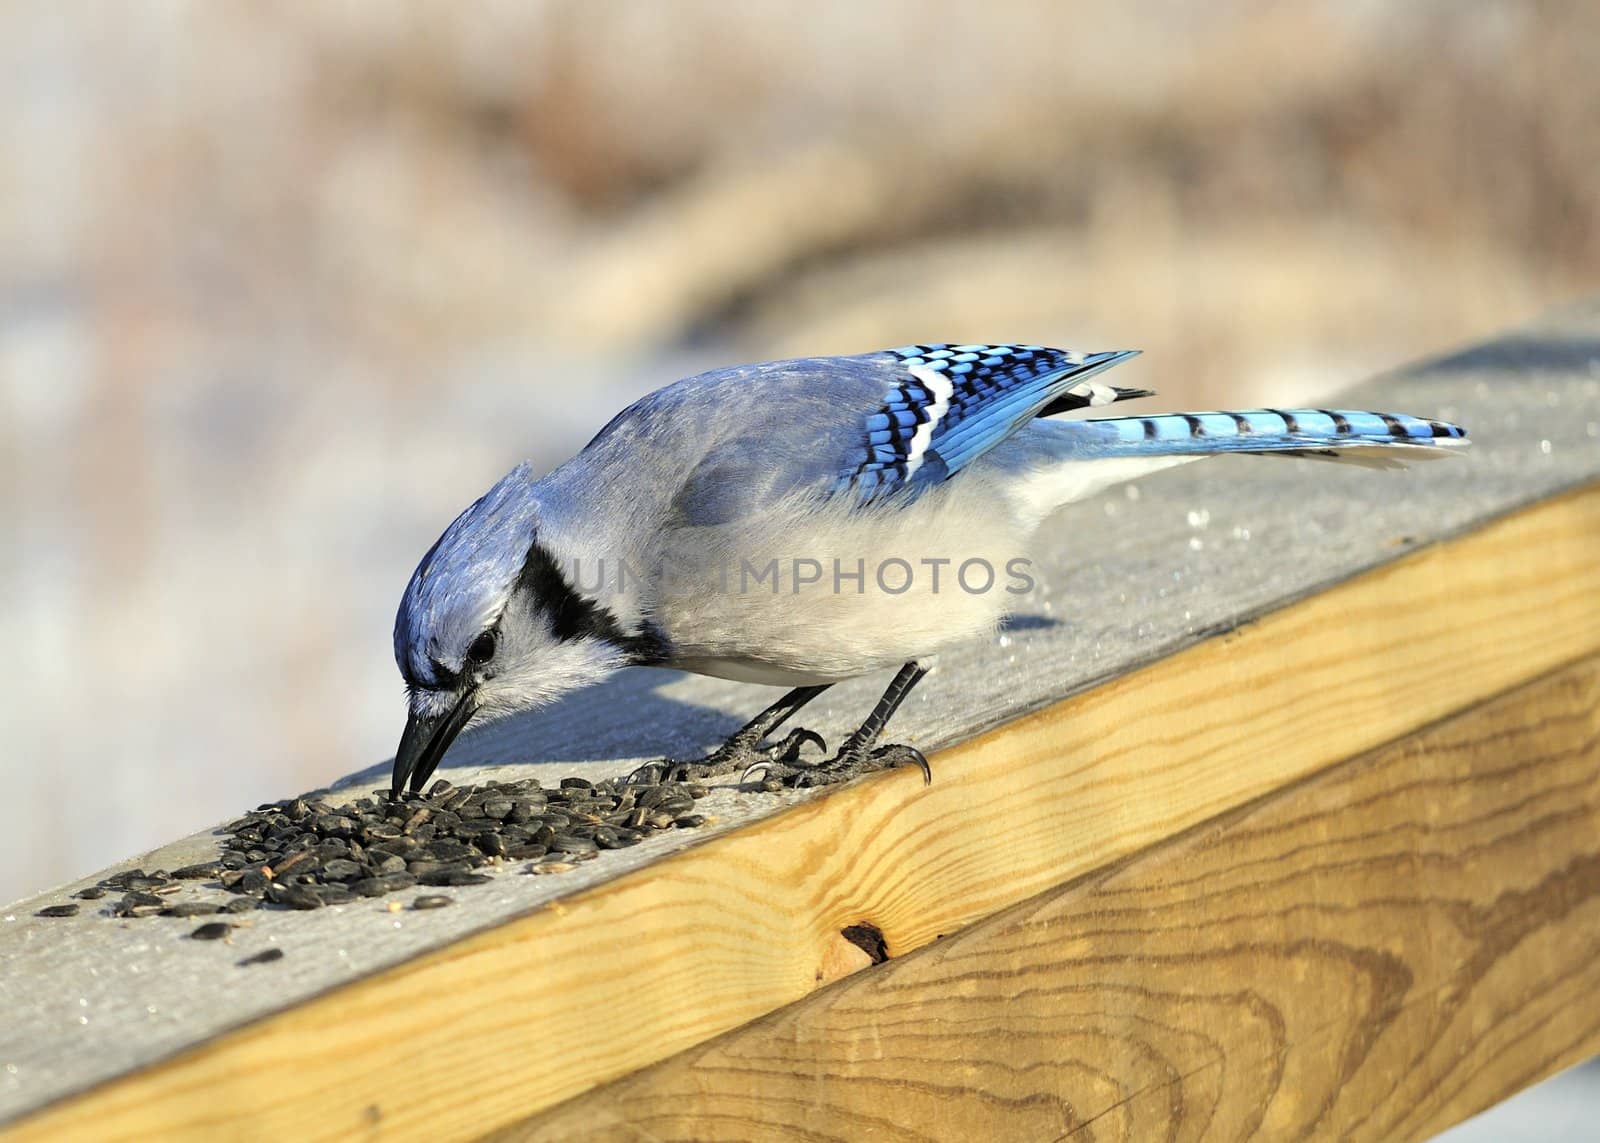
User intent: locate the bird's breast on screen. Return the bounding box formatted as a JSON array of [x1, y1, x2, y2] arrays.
[[644, 482, 1034, 679]]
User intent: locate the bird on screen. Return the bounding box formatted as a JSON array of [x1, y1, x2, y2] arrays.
[[389, 343, 1468, 799]]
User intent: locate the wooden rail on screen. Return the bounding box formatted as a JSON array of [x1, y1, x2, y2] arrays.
[[510, 653, 1600, 1141], [3, 303, 1599, 1141]]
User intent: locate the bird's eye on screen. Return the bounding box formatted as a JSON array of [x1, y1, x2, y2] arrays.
[[467, 631, 497, 666]]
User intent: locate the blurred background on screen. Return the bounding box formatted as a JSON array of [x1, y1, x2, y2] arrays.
[[2, 0, 1598, 910]]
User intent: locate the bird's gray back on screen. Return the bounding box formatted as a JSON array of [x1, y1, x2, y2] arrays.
[[542, 354, 903, 530], [518, 354, 903, 641]]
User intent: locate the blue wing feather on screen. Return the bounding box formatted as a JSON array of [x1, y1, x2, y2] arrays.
[[840, 343, 1146, 497]]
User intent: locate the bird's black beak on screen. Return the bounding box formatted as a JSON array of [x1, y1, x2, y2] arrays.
[[391, 689, 477, 801]]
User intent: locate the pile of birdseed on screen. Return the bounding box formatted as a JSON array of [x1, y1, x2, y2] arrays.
[[37, 776, 710, 930]]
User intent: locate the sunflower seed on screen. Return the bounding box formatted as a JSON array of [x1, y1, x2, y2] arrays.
[[238, 948, 285, 966], [172, 863, 222, 880], [320, 859, 364, 882], [270, 850, 316, 878], [163, 902, 224, 918], [272, 886, 325, 910], [423, 841, 473, 864], [370, 853, 408, 876], [549, 833, 599, 856], [477, 834, 509, 858]]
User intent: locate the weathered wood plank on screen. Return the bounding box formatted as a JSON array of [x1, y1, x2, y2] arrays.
[[511, 653, 1600, 1142], [2, 307, 1599, 1140], [7, 481, 1599, 1142]]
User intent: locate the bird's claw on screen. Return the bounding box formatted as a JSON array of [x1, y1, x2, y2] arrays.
[[773, 727, 827, 758], [741, 740, 931, 790], [628, 725, 827, 786]]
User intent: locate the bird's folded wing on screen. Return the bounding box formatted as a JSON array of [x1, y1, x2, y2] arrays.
[[838, 343, 1148, 498]]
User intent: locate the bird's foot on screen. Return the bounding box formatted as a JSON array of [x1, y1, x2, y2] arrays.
[[741, 736, 931, 790], [626, 726, 826, 786]]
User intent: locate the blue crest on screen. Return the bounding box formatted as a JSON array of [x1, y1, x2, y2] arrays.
[[394, 462, 542, 688]]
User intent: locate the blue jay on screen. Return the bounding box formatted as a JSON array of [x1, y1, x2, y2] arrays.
[[390, 344, 1467, 798]]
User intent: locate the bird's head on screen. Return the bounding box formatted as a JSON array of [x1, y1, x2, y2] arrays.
[[389, 463, 634, 799]]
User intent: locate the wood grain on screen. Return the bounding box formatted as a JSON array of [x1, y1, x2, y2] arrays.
[[513, 653, 1600, 1142], [7, 483, 1600, 1142]]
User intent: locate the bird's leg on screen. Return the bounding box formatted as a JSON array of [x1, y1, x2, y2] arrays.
[[742, 662, 930, 789], [626, 684, 831, 785]]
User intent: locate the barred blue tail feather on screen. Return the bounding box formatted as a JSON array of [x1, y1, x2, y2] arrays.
[[1062, 407, 1469, 467], [1009, 405, 1468, 524]]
